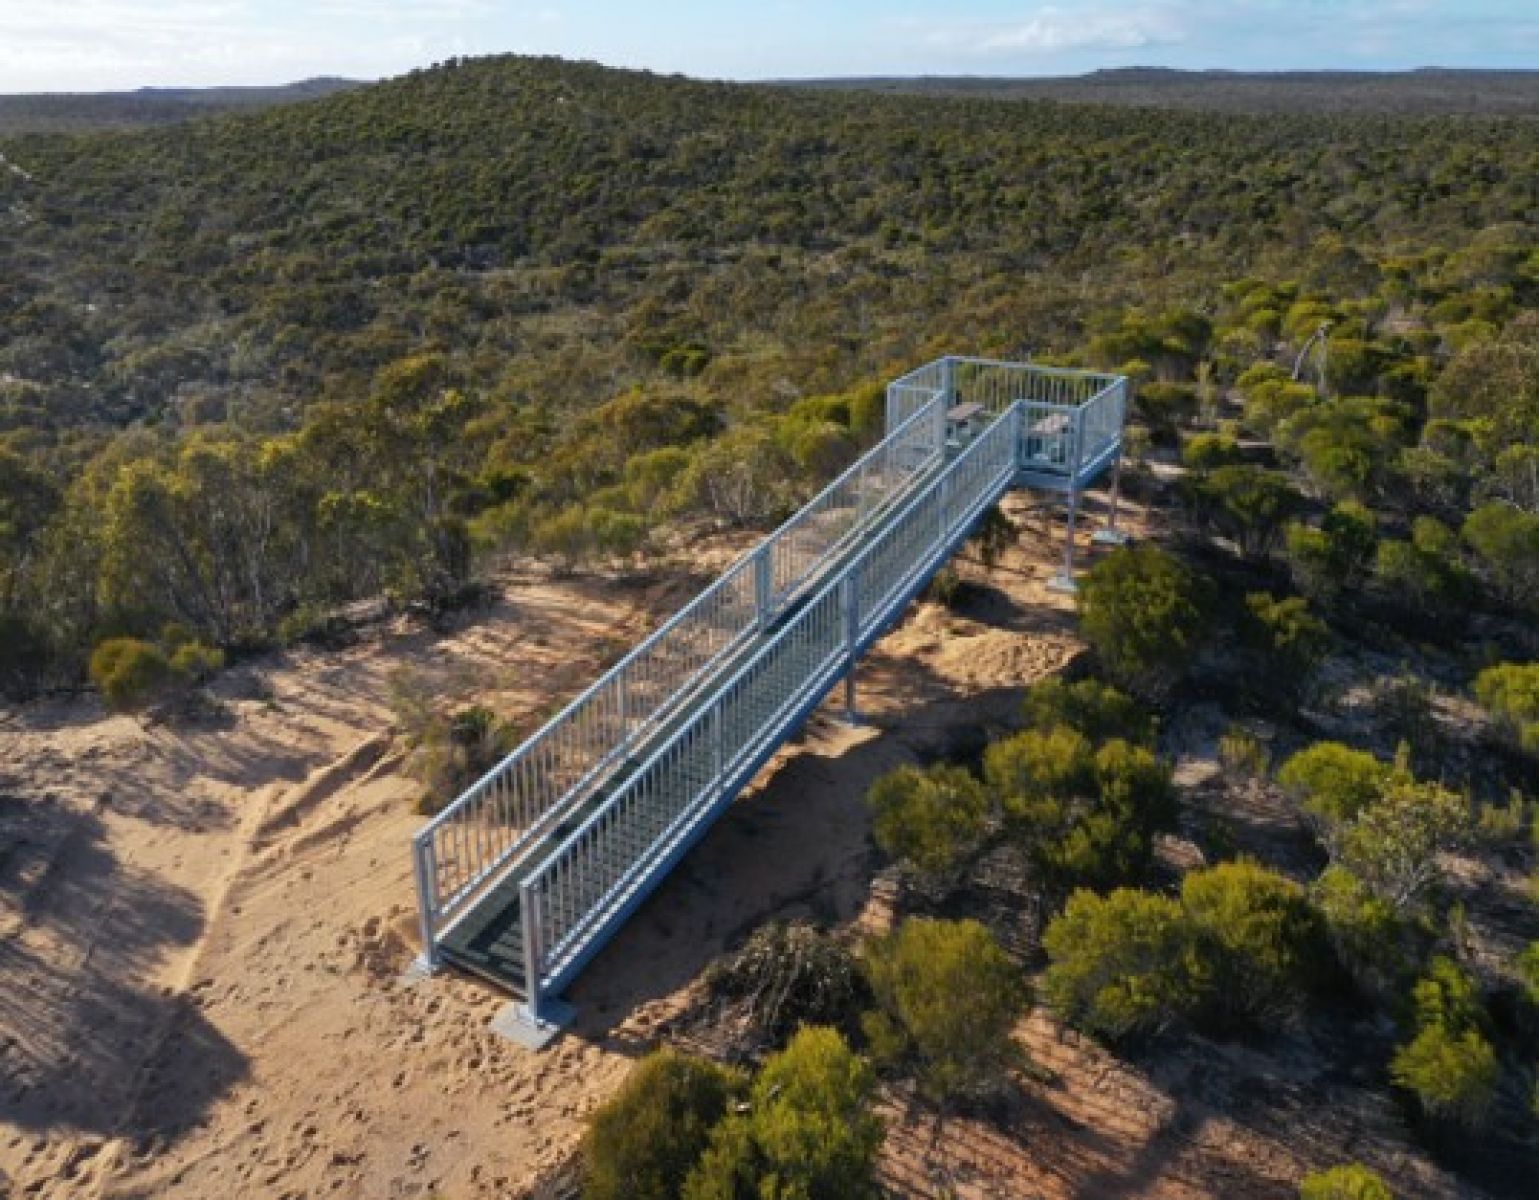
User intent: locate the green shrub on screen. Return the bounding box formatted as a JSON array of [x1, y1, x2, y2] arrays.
[[1462, 501, 1539, 609], [1313, 865, 1422, 1000], [1284, 502, 1377, 604], [169, 639, 225, 682], [1372, 518, 1472, 620], [1021, 677, 1153, 745], [89, 637, 176, 712], [1182, 432, 1242, 471], [1336, 775, 1471, 916], [1390, 957, 1498, 1127], [987, 729, 1175, 892], [1041, 888, 1201, 1042], [403, 703, 516, 815], [1473, 662, 1539, 755], [1298, 1163, 1393, 1200], [1181, 465, 1303, 561], [1516, 941, 1539, 1009], [683, 1026, 882, 1200], [1277, 742, 1390, 825], [867, 763, 989, 890], [1218, 725, 1271, 781], [1181, 860, 1326, 1028], [1242, 592, 1330, 700], [861, 917, 1027, 1103], [1390, 1022, 1499, 1127], [927, 565, 963, 608], [1078, 546, 1209, 700], [584, 1049, 743, 1200]]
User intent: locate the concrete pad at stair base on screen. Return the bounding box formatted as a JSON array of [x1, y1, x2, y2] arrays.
[[1046, 572, 1079, 594], [490, 998, 576, 1050]]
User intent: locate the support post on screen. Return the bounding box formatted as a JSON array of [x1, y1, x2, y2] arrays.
[[1048, 487, 1081, 594], [410, 838, 441, 975], [841, 571, 860, 725], [492, 883, 573, 1050], [1092, 449, 1132, 547]]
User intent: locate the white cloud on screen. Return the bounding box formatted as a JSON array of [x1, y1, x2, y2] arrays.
[[898, 5, 1185, 60]]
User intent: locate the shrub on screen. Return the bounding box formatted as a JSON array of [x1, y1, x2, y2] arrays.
[[1474, 662, 1539, 755], [1041, 888, 1200, 1042], [403, 703, 516, 815], [1078, 546, 1208, 701], [1242, 592, 1330, 702], [866, 763, 989, 890], [89, 637, 176, 712], [704, 922, 867, 1049], [1181, 465, 1303, 560], [1390, 1022, 1499, 1127], [1372, 517, 1472, 621], [861, 917, 1027, 1103], [987, 730, 1175, 892], [683, 1026, 882, 1200], [1284, 502, 1377, 604], [927, 565, 963, 608], [1021, 677, 1153, 745], [1516, 942, 1539, 1010], [1313, 865, 1423, 999], [1181, 860, 1326, 1028], [583, 1049, 743, 1200], [1218, 725, 1272, 781], [1298, 1164, 1393, 1200], [1336, 776, 1471, 915], [1277, 742, 1390, 825], [1463, 501, 1539, 609], [1390, 957, 1499, 1127], [1182, 432, 1242, 471]]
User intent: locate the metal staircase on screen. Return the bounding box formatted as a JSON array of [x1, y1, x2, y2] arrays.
[[411, 357, 1128, 1030]]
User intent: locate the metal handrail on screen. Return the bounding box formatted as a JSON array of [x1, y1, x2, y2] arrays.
[[411, 387, 950, 951], [518, 403, 1026, 1005]]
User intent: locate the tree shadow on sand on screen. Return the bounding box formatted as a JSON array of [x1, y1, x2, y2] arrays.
[[0, 798, 247, 1144]]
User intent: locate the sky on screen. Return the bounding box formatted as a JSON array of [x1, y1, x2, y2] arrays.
[[1, 1, 1536, 94]]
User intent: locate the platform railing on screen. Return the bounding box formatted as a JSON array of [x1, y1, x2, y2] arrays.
[[411, 389, 950, 963], [518, 401, 1026, 1015]]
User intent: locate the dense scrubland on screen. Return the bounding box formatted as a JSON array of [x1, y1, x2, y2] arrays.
[[3, 54, 1539, 1198]]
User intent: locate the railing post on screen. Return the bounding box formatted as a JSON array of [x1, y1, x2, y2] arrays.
[[754, 545, 773, 630], [941, 356, 956, 406], [412, 837, 441, 972], [712, 701, 724, 786], [841, 570, 860, 725], [521, 880, 543, 1020]]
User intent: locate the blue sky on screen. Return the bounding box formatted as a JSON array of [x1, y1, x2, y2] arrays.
[[2, 1, 1536, 93]]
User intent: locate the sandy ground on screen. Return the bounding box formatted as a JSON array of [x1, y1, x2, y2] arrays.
[[0, 487, 1473, 1200]]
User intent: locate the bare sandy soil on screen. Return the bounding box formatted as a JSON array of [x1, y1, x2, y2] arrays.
[[0, 491, 1482, 1199]]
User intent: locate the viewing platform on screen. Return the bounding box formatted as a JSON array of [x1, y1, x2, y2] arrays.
[[410, 356, 1128, 1039]]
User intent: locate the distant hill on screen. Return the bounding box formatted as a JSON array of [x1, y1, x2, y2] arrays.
[[0, 78, 365, 134], [786, 67, 1539, 117]]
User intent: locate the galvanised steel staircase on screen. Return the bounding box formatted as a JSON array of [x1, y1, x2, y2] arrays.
[[410, 357, 1127, 1031]]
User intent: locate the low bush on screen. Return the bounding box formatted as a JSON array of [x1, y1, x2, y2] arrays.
[[1277, 742, 1390, 825], [867, 763, 989, 891], [583, 1049, 743, 1200], [1390, 957, 1499, 1127], [683, 1026, 882, 1200], [1077, 546, 1209, 701], [861, 917, 1027, 1103], [1021, 677, 1153, 746], [1182, 860, 1327, 1029], [1297, 1163, 1393, 1200], [1040, 887, 1201, 1042]]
